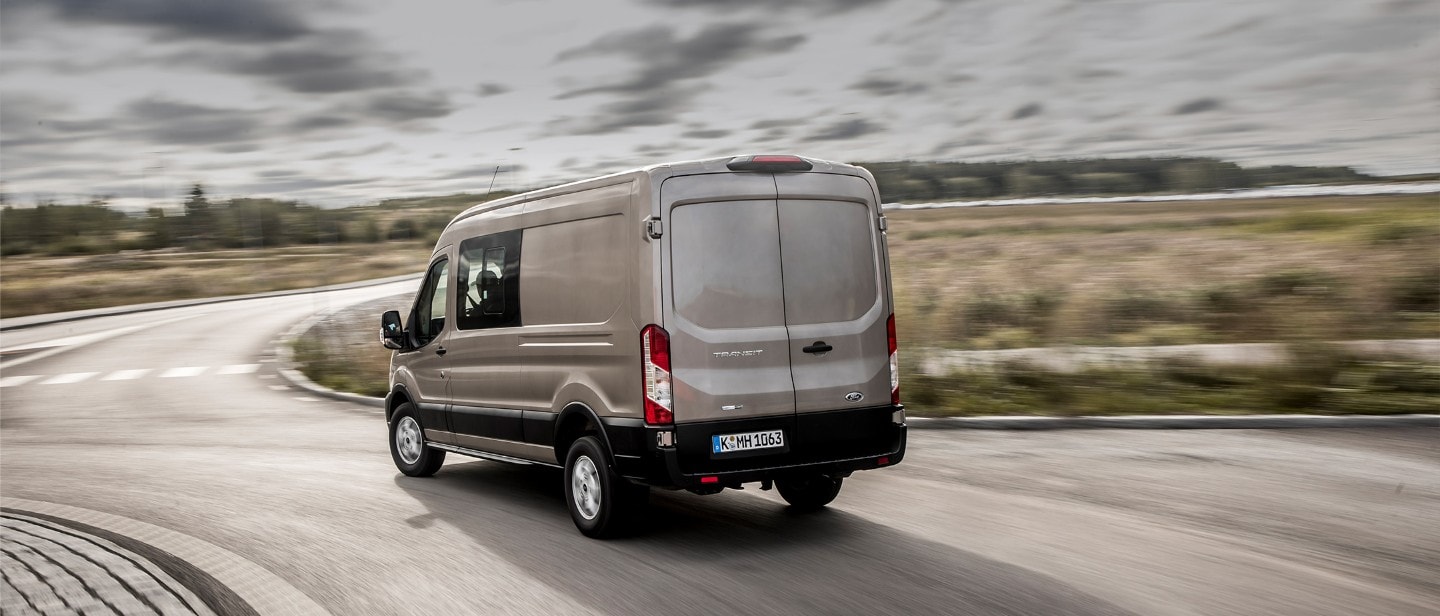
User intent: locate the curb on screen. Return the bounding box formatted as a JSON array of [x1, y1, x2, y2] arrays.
[[905, 414, 1440, 430], [0, 273, 422, 332], [1, 498, 330, 616]]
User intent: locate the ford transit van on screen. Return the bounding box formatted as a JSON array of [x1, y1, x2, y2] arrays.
[[380, 154, 906, 537]]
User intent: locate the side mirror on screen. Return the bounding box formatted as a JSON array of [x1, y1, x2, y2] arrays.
[[380, 310, 406, 350]]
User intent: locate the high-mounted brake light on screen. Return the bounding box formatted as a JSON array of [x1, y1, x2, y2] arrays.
[[726, 155, 813, 172], [887, 313, 900, 406], [641, 324, 673, 425]]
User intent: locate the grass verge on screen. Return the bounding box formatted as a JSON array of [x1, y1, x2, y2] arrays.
[[0, 242, 432, 318], [889, 194, 1440, 349], [902, 344, 1440, 416], [290, 294, 411, 398]]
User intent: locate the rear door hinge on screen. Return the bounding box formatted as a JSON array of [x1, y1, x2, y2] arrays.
[[646, 217, 664, 239], [877, 215, 888, 231]]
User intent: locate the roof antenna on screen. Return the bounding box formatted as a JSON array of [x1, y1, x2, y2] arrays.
[[485, 165, 501, 197]]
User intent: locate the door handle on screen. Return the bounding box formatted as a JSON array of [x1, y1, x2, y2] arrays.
[[435, 346, 447, 356], [803, 342, 832, 354]]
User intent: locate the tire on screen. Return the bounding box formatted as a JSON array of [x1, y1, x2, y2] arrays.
[[389, 404, 445, 477], [776, 474, 843, 511], [564, 436, 647, 538]]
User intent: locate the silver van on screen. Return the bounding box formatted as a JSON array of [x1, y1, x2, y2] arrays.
[[380, 154, 906, 537]]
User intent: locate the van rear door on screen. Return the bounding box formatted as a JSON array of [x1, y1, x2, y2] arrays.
[[774, 173, 891, 414], [663, 174, 796, 425], [664, 171, 889, 425]]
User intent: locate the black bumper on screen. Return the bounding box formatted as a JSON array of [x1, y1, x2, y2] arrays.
[[611, 405, 906, 489]]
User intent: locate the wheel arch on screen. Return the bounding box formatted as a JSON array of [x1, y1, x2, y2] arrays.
[[386, 385, 413, 423], [553, 402, 614, 467]]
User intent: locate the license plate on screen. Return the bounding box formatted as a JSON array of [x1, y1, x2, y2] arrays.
[[712, 429, 785, 454]]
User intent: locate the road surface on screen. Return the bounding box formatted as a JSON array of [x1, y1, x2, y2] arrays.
[[2, 283, 1437, 615]]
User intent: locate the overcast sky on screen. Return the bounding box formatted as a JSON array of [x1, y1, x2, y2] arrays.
[[2, 0, 1436, 209]]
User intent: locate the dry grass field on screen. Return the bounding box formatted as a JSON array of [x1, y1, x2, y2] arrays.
[[887, 194, 1439, 351], [885, 194, 1439, 415], [0, 242, 432, 318]]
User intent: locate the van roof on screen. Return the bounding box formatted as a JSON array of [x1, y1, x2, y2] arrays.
[[450, 154, 868, 225]]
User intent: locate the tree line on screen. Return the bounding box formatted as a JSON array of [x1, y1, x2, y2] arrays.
[[854, 157, 1377, 202], [0, 157, 1389, 256], [0, 185, 461, 256]]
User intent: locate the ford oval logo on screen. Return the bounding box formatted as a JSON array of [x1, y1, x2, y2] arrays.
[[845, 391, 864, 403]]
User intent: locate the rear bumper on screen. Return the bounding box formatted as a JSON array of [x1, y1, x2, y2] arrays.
[[614, 405, 906, 489]]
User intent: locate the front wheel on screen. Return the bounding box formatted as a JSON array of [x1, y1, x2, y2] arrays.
[[389, 404, 445, 477], [776, 474, 843, 511], [564, 436, 646, 538]]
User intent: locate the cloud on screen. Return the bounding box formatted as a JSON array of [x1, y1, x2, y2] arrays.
[[750, 118, 805, 130], [1173, 98, 1223, 115], [642, 0, 892, 13], [214, 36, 421, 94], [3, 89, 443, 163], [634, 142, 681, 157], [549, 23, 805, 135], [805, 118, 883, 141], [682, 128, 731, 139], [249, 176, 379, 194], [432, 163, 526, 181], [1011, 103, 1043, 120], [287, 114, 357, 133], [10, 4, 432, 98], [476, 83, 510, 97], [361, 91, 455, 123], [313, 143, 396, 160], [0, 92, 68, 143], [122, 98, 263, 146], [557, 23, 805, 97], [1077, 69, 1123, 80], [545, 86, 696, 136], [11, 0, 309, 43], [849, 76, 928, 97]]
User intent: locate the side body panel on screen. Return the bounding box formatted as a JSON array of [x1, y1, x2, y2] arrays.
[[422, 179, 645, 464]]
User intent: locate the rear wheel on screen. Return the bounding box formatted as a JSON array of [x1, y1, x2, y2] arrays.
[[564, 436, 647, 538], [776, 474, 843, 511], [389, 404, 445, 477]]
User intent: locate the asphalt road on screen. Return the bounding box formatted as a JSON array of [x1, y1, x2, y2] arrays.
[[2, 284, 1437, 615]]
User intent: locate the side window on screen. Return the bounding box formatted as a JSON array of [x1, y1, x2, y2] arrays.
[[413, 259, 449, 347], [457, 230, 522, 330]]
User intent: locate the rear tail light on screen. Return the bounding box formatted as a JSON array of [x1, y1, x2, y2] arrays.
[[726, 155, 813, 172], [887, 313, 900, 406], [642, 324, 673, 425]]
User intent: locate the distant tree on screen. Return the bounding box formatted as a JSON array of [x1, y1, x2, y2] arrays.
[[183, 184, 215, 246], [144, 207, 173, 249], [387, 218, 418, 241], [354, 218, 381, 243]]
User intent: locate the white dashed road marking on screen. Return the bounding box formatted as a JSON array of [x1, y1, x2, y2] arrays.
[[218, 364, 260, 375], [0, 375, 43, 387], [40, 372, 100, 385], [3, 365, 280, 387], [268, 385, 290, 391], [294, 397, 319, 402]]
